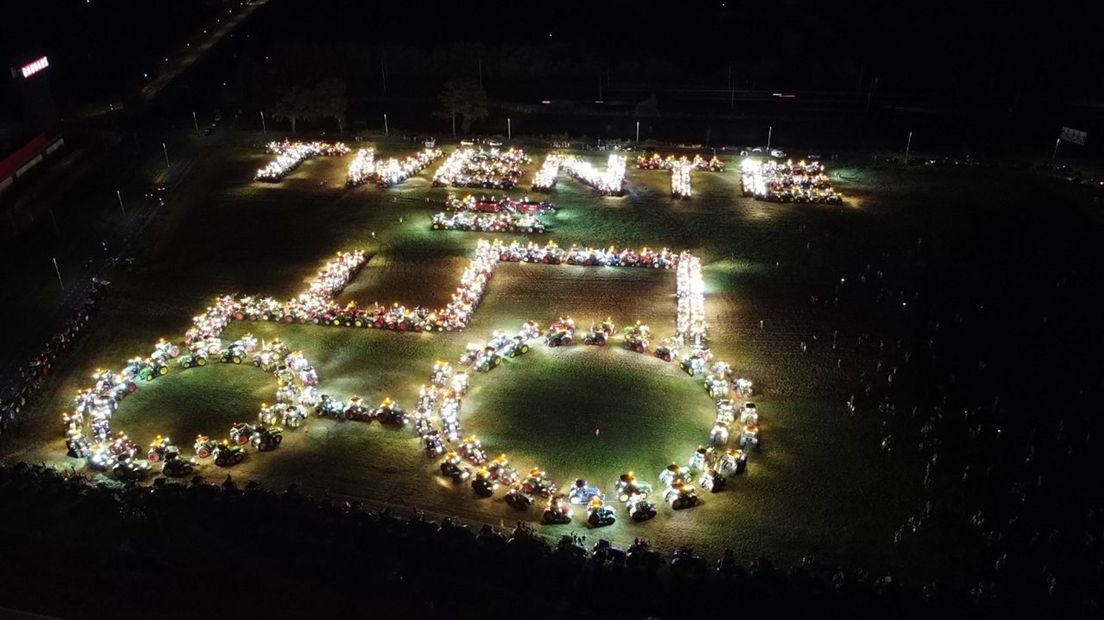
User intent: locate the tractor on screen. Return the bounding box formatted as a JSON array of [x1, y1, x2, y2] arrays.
[[423, 431, 446, 457], [542, 495, 573, 524], [664, 483, 700, 510], [520, 468, 557, 498], [344, 396, 373, 423], [439, 452, 472, 484], [504, 485, 533, 511], [717, 448, 748, 476], [193, 435, 218, 459], [584, 319, 615, 346], [473, 347, 501, 372], [212, 441, 245, 467], [654, 337, 679, 362], [250, 425, 283, 452], [614, 471, 653, 502], [161, 456, 197, 477], [586, 497, 617, 528], [627, 495, 658, 522], [178, 351, 208, 369], [147, 435, 180, 463], [219, 344, 247, 364], [709, 422, 730, 447], [622, 322, 651, 353], [458, 436, 488, 465], [471, 468, 497, 497], [498, 336, 530, 358], [545, 326, 574, 347], [314, 394, 345, 421], [699, 468, 727, 493], [375, 398, 407, 426], [229, 422, 255, 446], [567, 478, 604, 505]]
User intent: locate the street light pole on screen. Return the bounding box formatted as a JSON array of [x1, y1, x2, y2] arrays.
[[192, 111, 200, 136], [117, 189, 126, 217], [905, 131, 913, 164], [507, 118, 511, 140], [162, 142, 170, 169], [635, 121, 640, 143], [767, 125, 773, 151], [1052, 137, 1060, 161], [384, 113, 389, 137], [260, 110, 267, 135], [52, 257, 64, 289]]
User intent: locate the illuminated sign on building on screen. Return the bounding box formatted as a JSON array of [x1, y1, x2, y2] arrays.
[[20, 56, 49, 78]]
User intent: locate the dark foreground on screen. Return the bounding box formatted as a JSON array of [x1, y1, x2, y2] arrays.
[[0, 462, 1077, 619]]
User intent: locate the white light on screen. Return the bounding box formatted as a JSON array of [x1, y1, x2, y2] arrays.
[[20, 56, 49, 78]]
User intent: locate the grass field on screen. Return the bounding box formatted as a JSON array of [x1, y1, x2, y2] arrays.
[[2, 135, 924, 569]]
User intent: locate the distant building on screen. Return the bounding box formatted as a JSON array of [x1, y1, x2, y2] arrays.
[[1, 54, 65, 196]]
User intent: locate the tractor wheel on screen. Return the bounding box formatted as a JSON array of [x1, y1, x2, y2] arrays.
[[598, 338, 606, 346], [494, 357, 501, 367], [235, 312, 245, 321], [563, 337, 572, 346], [273, 435, 283, 445], [148, 453, 161, 463], [521, 345, 529, 354], [197, 357, 207, 366], [197, 448, 210, 459], [158, 366, 169, 376], [234, 452, 244, 464], [128, 383, 138, 393], [232, 356, 241, 364], [332, 319, 341, 326], [354, 320, 364, 328], [636, 344, 645, 353]]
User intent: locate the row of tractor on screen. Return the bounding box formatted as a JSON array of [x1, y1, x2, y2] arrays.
[[636, 153, 726, 173], [345, 148, 375, 186], [740, 158, 843, 204], [415, 359, 477, 456], [675, 251, 708, 345], [560, 153, 627, 196], [63, 333, 213, 456], [430, 211, 546, 234], [432, 147, 531, 189], [492, 240, 675, 268], [254, 140, 349, 182], [531, 152, 629, 195], [458, 321, 541, 372], [422, 312, 761, 525], [347, 147, 443, 188], [531, 153, 562, 191], [671, 159, 693, 199], [443, 193, 556, 216]]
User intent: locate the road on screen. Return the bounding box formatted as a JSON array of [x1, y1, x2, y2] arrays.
[[140, 1, 267, 101]]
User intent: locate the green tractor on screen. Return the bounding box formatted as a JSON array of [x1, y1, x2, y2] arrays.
[[138, 358, 169, 381], [219, 344, 246, 365], [178, 351, 208, 369]]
